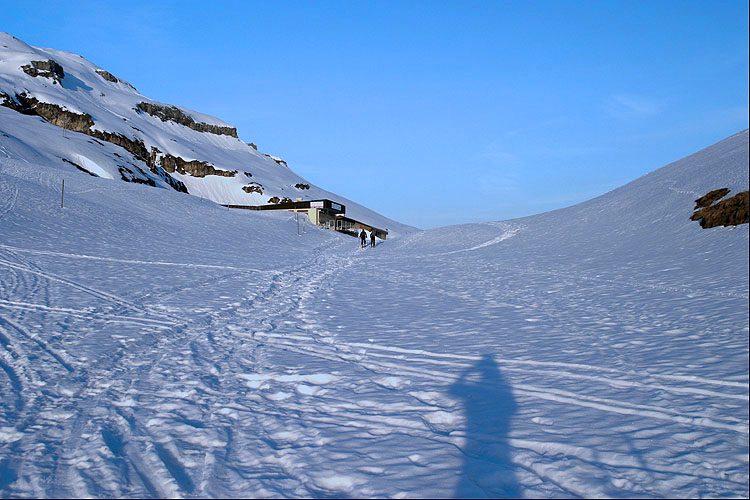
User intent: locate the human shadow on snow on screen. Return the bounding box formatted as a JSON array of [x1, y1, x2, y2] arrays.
[[449, 354, 519, 499]]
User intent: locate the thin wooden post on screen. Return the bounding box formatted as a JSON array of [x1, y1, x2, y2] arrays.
[[61, 179, 64, 208]]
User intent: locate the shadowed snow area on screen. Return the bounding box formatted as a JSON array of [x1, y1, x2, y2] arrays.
[[0, 130, 748, 498]]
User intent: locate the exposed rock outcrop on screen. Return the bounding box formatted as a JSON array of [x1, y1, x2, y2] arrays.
[[8, 94, 149, 164], [160, 154, 237, 178], [0, 92, 27, 113], [268, 196, 293, 204], [694, 188, 730, 209], [242, 182, 264, 194], [95, 69, 117, 82], [91, 129, 150, 160], [118, 165, 156, 186], [12, 93, 95, 131], [2, 92, 187, 193], [295, 183, 310, 190], [690, 188, 749, 229], [248, 142, 258, 150], [95, 69, 136, 90], [135, 102, 238, 138], [21, 60, 64, 84], [151, 164, 188, 193], [264, 154, 288, 167]]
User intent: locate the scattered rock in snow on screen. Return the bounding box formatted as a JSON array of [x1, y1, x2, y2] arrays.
[[95, 69, 136, 90], [264, 153, 288, 167], [242, 182, 263, 194], [267, 196, 293, 204], [690, 188, 749, 228], [21, 59, 65, 84]]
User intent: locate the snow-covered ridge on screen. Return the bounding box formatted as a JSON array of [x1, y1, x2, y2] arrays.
[[0, 32, 411, 235]]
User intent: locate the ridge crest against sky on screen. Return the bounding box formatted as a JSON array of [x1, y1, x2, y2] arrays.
[[2, 0, 748, 228]]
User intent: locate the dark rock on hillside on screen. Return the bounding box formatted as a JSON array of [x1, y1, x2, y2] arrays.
[[61, 157, 96, 177], [95, 69, 136, 90], [242, 182, 263, 194], [267, 196, 293, 204], [90, 130, 149, 161], [1, 93, 187, 193], [118, 165, 156, 186], [694, 188, 731, 209], [135, 102, 238, 138], [95, 69, 118, 82], [295, 183, 310, 190], [263, 154, 288, 167], [21, 60, 64, 84], [0, 92, 30, 114], [691, 189, 749, 229], [151, 164, 188, 193], [6, 93, 95, 131], [160, 154, 237, 178]]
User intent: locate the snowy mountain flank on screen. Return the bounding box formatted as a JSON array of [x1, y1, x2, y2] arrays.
[[0, 32, 409, 235], [1, 32, 749, 499]]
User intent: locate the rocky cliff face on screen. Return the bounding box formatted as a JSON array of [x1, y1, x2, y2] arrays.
[[8, 93, 95, 131], [136, 102, 238, 138], [160, 154, 237, 178], [21, 59, 64, 84], [0, 91, 188, 192]]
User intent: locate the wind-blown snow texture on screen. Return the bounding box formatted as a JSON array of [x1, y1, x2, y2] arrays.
[[1, 31, 749, 497], [1, 124, 747, 498]]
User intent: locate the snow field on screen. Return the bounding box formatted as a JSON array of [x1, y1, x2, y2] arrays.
[[0, 130, 748, 498]]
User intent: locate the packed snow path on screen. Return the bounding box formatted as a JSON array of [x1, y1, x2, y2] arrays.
[[1, 235, 747, 498], [1, 131, 749, 498]]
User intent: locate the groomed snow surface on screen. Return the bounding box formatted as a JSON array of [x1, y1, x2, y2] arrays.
[[0, 131, 748, 498]]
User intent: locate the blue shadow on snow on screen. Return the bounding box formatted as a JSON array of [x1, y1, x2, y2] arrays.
[[449, 354, 519, 498]]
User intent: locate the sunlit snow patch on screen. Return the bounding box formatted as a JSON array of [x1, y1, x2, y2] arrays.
[[77, 155, 113, 179]]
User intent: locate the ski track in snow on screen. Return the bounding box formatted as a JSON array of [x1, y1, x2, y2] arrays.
[[1, 131, 749, 498], [0, 244, 274, 273], [0, 229, 747, 498]]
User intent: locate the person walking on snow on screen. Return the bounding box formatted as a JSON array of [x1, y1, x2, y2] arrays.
[[360, 229, 367, 248], [370, 231, 376, 248]]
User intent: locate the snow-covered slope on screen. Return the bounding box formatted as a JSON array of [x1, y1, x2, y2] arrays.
[[0, 32, 747, 497], [0, 32, 411, 236], [399, 129, 749, 289]]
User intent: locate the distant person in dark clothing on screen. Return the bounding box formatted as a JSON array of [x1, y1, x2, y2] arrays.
[[370, 231, 376, 247], [360, 229, 367, 248]]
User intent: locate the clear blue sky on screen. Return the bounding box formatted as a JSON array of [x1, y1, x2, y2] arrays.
[[4, 1, 748, 228]]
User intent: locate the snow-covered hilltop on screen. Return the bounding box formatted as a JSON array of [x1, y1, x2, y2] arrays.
[[0, 32, 409, 234]]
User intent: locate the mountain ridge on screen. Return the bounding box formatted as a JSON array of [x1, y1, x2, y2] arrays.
[[0, 32, 413, 236]]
